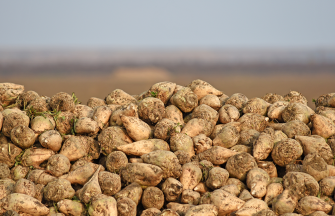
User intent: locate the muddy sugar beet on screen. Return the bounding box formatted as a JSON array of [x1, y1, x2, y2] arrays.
[[1, 80, 335, 216]]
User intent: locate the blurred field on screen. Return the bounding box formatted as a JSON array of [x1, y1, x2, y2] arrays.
[[2, 67, 334, 108]]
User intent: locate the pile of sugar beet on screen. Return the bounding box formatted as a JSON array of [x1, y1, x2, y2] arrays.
[[0, 81, 335, 216]]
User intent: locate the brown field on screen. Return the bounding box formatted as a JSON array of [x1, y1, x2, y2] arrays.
[[2, 68, 334, 109]]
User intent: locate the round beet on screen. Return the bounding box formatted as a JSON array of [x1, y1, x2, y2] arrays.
[[98, 171, 121, 196], [106, 151, 128, 173], [2, 112, 29, 137], [262, 93, 284, 104], [284, 90, 307, 105], [271, 138, 303, 167], [226, 153, 258, 181], [44, 179, 75, 202], [46, 154, 71, 177], [10, 125, 36, 149], [18, 90, 39, 108], [26, 97, 49, 112], [39, 130, 62, 152], [13, 179, 36, 197], [225, 93, 248, 110], [117, 197, 136, 216], [142, 187, 164, 210], [138, 97, 166, 125], [49, 92, 75, 112], [30, 115, 55, 135]]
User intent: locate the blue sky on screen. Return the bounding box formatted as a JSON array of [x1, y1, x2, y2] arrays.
[[1, 0, 335, 48]]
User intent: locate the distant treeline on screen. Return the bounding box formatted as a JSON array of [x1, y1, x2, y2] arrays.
[[1, 62, 335, 76], [0, 49, 335, 76]]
